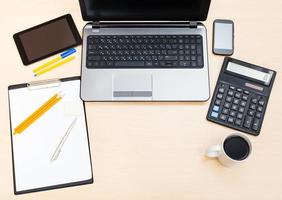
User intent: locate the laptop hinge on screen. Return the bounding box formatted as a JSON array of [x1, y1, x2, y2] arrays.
[[92, 21, 100, 28], [189, 21, 198, 28]]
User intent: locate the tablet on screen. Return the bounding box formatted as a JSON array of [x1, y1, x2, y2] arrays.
[[13, 14, 82, 65]]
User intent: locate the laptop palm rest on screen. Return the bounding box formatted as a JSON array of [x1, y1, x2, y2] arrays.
[[113, 74, 153, 99]]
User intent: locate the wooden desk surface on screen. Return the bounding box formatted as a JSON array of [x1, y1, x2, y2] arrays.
[[1, 0, 282, 199]]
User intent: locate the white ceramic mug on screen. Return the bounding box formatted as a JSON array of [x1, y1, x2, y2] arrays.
[[206, 133, 252, 167]]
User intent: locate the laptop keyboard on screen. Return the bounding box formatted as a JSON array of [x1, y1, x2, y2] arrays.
[[86, 35, 204, 68]]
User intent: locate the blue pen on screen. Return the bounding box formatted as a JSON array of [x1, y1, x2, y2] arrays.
[[33, 48, 76, 73]]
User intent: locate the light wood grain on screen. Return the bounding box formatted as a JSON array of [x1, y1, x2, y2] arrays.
[[0, 0, 282, 199]]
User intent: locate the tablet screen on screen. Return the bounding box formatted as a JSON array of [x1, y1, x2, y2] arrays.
[[14, 15, 81, 65]]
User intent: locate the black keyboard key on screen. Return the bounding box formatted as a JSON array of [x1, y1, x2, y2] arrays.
[[179, 61, 191, 67], [164, 56, 178, 61], [115, 61, 145, 67]]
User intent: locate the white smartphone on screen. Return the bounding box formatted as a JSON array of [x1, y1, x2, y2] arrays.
[[213, 19, 234, 55]]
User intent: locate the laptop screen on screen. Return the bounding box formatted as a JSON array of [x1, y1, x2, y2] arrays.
[[79, 0, 211, 21]]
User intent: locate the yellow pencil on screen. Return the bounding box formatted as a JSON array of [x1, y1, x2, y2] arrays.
[[34, 56, 75, 77], [33, 57, 61, 73], [13, 93, 63, 135]]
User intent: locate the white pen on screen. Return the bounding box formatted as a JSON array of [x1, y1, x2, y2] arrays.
[[50, 118, 77, 162]]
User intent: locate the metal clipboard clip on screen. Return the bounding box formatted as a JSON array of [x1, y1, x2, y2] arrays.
[[27, 79, 61, 90]]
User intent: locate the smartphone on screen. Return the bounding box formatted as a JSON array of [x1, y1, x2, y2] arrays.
[[213, 19, 234, 55], [13, 14, 82, 65]]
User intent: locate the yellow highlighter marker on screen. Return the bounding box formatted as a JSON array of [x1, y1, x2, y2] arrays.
[[33, 48, 76, 73], [34, 56, 75, 77], [13, 93, 63, 135]]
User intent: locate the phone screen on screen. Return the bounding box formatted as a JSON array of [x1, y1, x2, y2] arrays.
[[213, 21, 234, 55]]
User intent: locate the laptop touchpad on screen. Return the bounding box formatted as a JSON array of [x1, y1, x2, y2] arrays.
[[113, 74, 153, 98]]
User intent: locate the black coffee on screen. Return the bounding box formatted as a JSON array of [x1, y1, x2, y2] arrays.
[[223, 136, 250, 161]]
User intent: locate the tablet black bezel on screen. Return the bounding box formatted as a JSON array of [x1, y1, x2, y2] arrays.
[[13, 14, 82, 66]]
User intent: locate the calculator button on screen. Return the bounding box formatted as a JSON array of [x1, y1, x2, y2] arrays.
[[235, 119, 242, 126], [242, 95, 248, 101], [250, 104, 257, 110], [226, 96, 232, 102], [244, 116, 253, 129], [237, 113, 243, 119], [236, 88, 243, 92], [248, 110, 255, 116], [218, 87, 225, 93], [255, 112, 262, 119], [227, 90, 234, 96], [229, 86, 236, 90], [220, 83, 226, 87], [230, 111, 236, 117], [231, 104, 238, 111], [238, 107, 245, 113], [252, 118, 260, 131], [212, 105, 220, 112], [211, 111, 219, 118], [257, 106, 263, 112], [240, 101, 247, 107], [233, 99, 240, 104], [224, 102, 231, 109], [244, 90, 250, 95], [219, 114, 227, 121], [258, 100, 265, 106], [215, 99, 221, 106], [235, 92, 242, 99], [227, 117, 235, 124], [222, 108, 229, 115], [216, 93, 223, 99], [251, 98, 258, 104]]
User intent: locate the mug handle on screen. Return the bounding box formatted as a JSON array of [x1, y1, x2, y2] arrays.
[[206, 145, 222, 158]]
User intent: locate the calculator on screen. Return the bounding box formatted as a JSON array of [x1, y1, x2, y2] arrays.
[[207, 57, 276, 136]]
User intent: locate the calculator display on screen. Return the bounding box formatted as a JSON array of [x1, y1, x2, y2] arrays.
[[227, 62, 273, 85]]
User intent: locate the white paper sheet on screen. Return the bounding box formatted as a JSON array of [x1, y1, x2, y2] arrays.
[[9, 79, 92, 193]]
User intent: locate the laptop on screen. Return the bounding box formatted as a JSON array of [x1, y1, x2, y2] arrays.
[[78, 0, 211, 101]]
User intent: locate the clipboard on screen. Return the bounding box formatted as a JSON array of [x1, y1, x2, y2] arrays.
[[8, 77, 93, 194]]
